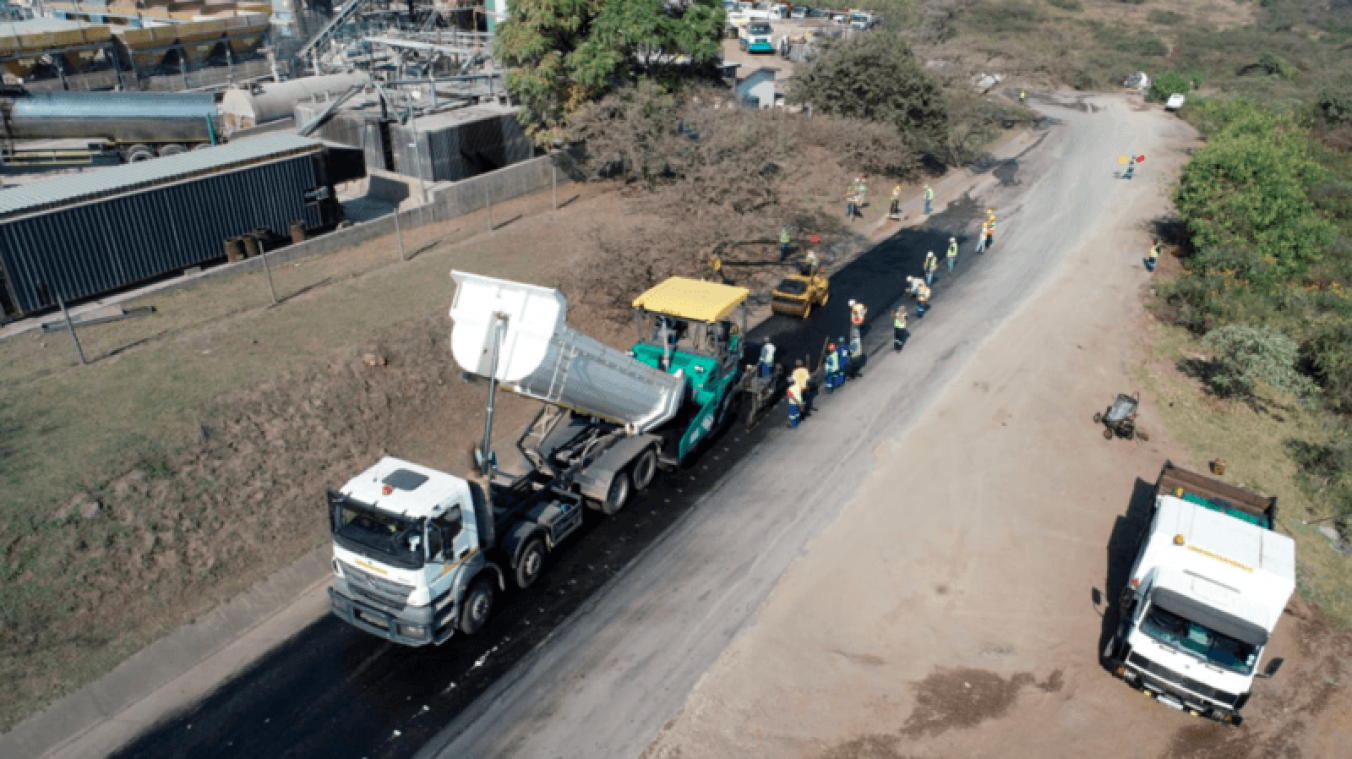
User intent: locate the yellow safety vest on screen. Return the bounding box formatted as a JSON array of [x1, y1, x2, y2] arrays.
[[895, 313, 907, 329], [924, 256, 937, 271], [947, 243, 958, 258]]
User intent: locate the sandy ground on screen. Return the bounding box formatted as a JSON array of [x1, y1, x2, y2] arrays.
[[642, 98, 1352, 758]]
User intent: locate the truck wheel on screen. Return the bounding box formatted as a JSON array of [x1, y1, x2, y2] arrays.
[[124, 145, 155, 163], [459, 579, 494, 635], [631, 448, 657, 492], [1103, 428, 1114, 440], [514, 538, 546, 590], [601, 470, 632, 515], [1092, 411, 1102, 424], [158, 144, 186, 157]]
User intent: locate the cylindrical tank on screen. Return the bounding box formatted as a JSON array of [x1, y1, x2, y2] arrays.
[[220, 73, 368, 132], [450, 271, 687, 433], [0, 90, 220, 144]]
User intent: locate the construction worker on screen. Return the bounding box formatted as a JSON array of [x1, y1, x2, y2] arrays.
[[804, 249, 820, 278], [985, 209, 996, 247], [779, 226, 792, 261], [823, 341, 842, 393], [923, 251, 939, 286], [1146, 240, 1161, 272], [845, 187, 859, 220], [946, 236, 958, 272], [786, 382, 804, 428], [889, 185, 902, 219], [857, 177, 868, 208], [849, 325, 865, 378], [1019, 89, 1026, 104], [975, 220, 990, 254], [836, 336, 852, 381], [893, 307, 908, 352], [923, 184, 934, 215], [759, 340, 776, 378], [791, 358, 810, 392], [907, 277, 931, 317], [1124, 156, 1136, 180]]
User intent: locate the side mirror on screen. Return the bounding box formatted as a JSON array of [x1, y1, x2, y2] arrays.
[[1118, 587, 1137, 610], [1259, 657, 1284, 679]]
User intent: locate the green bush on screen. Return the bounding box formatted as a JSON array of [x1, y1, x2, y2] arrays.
[[789, 31, 948, 150], [1148, 9, 1183, 24], [1046, 0, 1083, 11], [1319, 89, 1352, 124], [1148, 70, 1199, 103], [1096, 28, 1169, 57], [1201, 324, 1317, 399], [1173, 103, 1336, 275]]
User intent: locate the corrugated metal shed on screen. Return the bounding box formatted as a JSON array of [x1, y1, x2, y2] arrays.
[[0, 133, 350, 318], [0, 134, 322, 220], [391, 103, 533, 183]]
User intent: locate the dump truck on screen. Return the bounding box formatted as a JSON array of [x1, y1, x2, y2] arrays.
[[1103, 462, 1295, 725], [739, 21, 776, 53], [327, 272, 756, 645]]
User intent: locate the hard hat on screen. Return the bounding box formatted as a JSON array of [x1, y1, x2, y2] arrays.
[[950, 237, 956, 242], [828, 342, 836, 349], [927, 251, 935, 256], [849, 299, 856, 306], [986, 208, 993, 214]]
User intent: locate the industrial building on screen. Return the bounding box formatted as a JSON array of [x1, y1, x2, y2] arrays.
[[0, 133, 364, 320]]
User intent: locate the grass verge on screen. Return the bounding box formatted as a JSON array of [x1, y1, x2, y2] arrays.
[[1136, 320, 1352, 630]]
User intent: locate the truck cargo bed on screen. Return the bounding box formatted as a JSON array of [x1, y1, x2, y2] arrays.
[[1155, 461, 1277, 527]]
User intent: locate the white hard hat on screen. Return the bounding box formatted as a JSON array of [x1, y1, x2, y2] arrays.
[[849, 299, 856, 306], [950, 237, 956, 242]]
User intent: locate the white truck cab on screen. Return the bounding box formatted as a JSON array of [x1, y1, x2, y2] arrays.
[[1105, 463, 1293, 724], [328, 457, 584, 646]]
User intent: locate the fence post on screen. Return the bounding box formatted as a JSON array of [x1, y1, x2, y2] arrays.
[[394, 207, 407, 262], [55, 291, 87, 366], [485, 184, 493, 232], [259, 238, 279, 305], [552, 164, 558, 210]]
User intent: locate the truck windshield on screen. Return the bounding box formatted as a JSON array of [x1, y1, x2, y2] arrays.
[[1140, 603, 1258, 675], [329, 495, 425, 570]]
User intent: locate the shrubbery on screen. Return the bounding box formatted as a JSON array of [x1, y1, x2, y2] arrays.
[[1147, 70, 1200, 103], [1200, 325, 1316, 399]]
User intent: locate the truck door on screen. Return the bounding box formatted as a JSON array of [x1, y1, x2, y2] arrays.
[[425, 507, 471, 603]]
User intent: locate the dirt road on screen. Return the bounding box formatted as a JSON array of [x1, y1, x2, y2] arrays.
[[400, 95, 1352, 759]]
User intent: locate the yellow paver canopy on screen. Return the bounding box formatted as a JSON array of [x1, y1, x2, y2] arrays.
[[631, 277, 749, 323]]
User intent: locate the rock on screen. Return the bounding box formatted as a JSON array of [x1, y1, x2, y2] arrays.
[[363, 353, 387, 368], [79, 500, 104, 520], [1319, 525, 1341, 541]]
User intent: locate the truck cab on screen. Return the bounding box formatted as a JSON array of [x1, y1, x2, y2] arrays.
[[328, 457, 584, 646], [1105, 463, 1294, 724], [740, 20, 775, 53]]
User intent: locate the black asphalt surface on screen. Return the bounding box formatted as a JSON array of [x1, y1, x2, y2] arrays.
[[110, 178, 1015, 759]]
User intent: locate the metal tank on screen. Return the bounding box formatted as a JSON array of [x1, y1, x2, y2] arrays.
[[220, 73, 368, 131], [450, 271, 687, 433], [0, 89, 219, 144]]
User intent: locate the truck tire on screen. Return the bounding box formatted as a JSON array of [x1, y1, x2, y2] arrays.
[[514, 538, 546, 590], [459, 579, 494, 635], [158, 144, 186, 157], [631, 448, 657, 492], [125, 145, 155, 163], [601, 470, 632, 515]]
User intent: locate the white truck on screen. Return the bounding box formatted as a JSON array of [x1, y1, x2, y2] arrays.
[[327, 272, 756, 645], [1103, 462, 1294, 725]]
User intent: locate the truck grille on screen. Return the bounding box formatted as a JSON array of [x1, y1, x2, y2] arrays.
[[341, 561, 414, 611], [1127, 651, 1241, 708]]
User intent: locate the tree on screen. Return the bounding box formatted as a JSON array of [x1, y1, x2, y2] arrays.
[[1147, 70, 1200, 104], [788, 31, 947, 152], [1201, 324, 1317, 399], [494, 0, 725, 140], [1172, 105, 1335, 275]]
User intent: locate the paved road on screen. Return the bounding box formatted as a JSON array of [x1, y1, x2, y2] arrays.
[[412, 95, 1116, 757], [108, 99, 1075, 759]]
